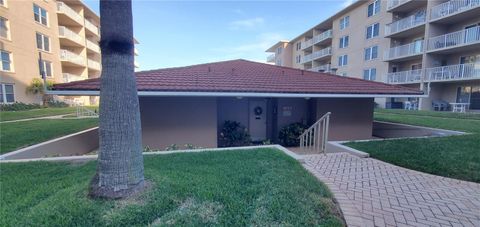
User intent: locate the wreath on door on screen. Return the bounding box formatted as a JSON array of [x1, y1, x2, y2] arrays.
[[254, 106, 263, 116]]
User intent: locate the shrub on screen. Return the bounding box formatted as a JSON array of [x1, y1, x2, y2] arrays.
[[278, 122, 307, 147], [0, 102, 44, 111], [46, 100, 69, 108], [218, 121, 251, 147]]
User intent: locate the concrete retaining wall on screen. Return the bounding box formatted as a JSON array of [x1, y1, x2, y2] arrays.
[[0, 127, 99, 160]]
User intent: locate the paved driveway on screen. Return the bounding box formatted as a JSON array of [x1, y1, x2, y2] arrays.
[[303, 153, 480, 227]]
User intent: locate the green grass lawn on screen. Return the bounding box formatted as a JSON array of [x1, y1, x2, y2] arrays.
[[346, 110, 480, 183], [0, 106, 99, 122], [0, 118, 98, 154], [0, 148, 344, 226]]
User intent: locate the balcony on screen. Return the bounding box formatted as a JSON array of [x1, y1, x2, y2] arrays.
[[426, 63, 480, 82], [57, 2, 83, 25], [302, 47, 332, 63], [385, 10, 426, 37], [384, 40, 424, 61], [267, 54, 275, 63], [309, 64, 331, 73], [60, 49, 85, 66], [301, 30, 332, 50], [387, 0, 426, 13], [134, 61, 139, 68], [430, 0, 480, 22], [427, 26, 480, 53], [62, 73, 83, 83], [58, 26, 83, 46], [86, 39, 100, 53], [134, 48, 139, 56], [84, 19, 100, 36], [387, 69, 423, 84], [87, 59, 101, 71]]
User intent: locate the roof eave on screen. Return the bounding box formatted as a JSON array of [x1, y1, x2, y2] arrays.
[[46, 90, 426, 98]]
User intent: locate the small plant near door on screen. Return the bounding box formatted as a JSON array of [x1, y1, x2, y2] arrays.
[[278, 122, 307, 147], [219, 121, 251, 147]]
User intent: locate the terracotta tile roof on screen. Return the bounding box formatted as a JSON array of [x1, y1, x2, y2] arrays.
[[53, 59, 423, 95]]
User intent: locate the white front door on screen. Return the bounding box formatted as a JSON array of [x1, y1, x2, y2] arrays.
[[249, 100, 267, 141]]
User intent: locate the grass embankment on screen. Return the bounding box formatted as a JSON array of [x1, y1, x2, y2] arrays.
[[346, 109, 480, 183], [0, 148, 344, 226], [0, 106, 98, 122], [0, 118, 98, 154]]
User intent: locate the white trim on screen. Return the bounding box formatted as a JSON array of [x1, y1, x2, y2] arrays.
[[0, 145, 303, 163], [46, 90, 427, 98]]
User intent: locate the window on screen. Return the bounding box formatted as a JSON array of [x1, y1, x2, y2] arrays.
[[0, 84, 15, 103], [38, 59, 52, 77], [363, 68, 377, 81], [338, 55, 348, 66], [339, 36, 349, 48], [367, 0, 380, 17], [340, 16, 349, 30], [36, 33, 50, 52], [276, 47, 283, 55], [295, 55, 301, 64], [0, 17, 8, 39], [296, 42, 301, 51], [1, 50, 11, 71], [0, 0, 6, 7], [366, 23, 379, 39], [33, 4, 48, 26], [364, 45, 378, 60]]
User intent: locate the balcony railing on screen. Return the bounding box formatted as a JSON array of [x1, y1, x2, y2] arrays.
[[431, 0, 480, 21], [426, 63, 480, 81], [387, 0, 411, 10], [301, 30, 332, 50], [134, 48, 139, 56], [57, 2, 83, 25], [134, 61, 140, 68], [87, 59, 101, 71], [62, 73, 83, 83], [58, 26, 83, 44], [428, 26, 480, 51], [84, 19, 100, 36], [385, 10, 426, 36], [60, 49, 85, 66], [86, 39, 100, 53], [309, 64, 331, 73], [302, 47, 332, 63], [387, 69, 423, 84], [267, 54, 275, 63], [384, 40, 424, 60]]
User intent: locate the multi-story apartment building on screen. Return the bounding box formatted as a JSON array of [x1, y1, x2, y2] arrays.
[[0, 0, 139, 105], [266, 0, 480, 111]]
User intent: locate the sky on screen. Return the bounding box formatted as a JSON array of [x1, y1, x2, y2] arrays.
[[84, 0, 354, 71]]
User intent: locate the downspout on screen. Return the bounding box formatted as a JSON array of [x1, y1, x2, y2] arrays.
[[39, 52, 47, 93]]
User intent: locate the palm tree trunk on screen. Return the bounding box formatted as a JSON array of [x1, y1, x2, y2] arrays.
[[89, 0, 145, 199]]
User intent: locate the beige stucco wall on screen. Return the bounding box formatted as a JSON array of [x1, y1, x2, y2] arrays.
[[313, 98, 374, 141], [140, 97, 218, 150]]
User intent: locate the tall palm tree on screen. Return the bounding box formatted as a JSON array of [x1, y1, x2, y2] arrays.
[[89, 0, 145, 199]]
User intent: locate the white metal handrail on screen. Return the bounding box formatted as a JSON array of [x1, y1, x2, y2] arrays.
[[302, 47, 332, 63], [384, 40, 424, 60], [427, 26, 480, 51], [387, 69, 423, 84], [387, 0, 411, 10], [431, 0, 480, 21], [57, 2, 83, 25], [76, 106, 98, 118], [299, 112, 331, 154], [385, 10, 426, 36], [426, 63, 480, 81], [301, 30, 333, 49]]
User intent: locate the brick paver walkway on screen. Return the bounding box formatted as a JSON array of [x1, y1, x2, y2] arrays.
[[303, 153, 480, 227]]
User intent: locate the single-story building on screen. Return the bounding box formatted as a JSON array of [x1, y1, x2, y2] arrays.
[[51, 59, 424, 149]]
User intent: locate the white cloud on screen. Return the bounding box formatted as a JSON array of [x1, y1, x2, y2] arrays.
[[229, 17, 265, 30], [341, 0, 355, 7]]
